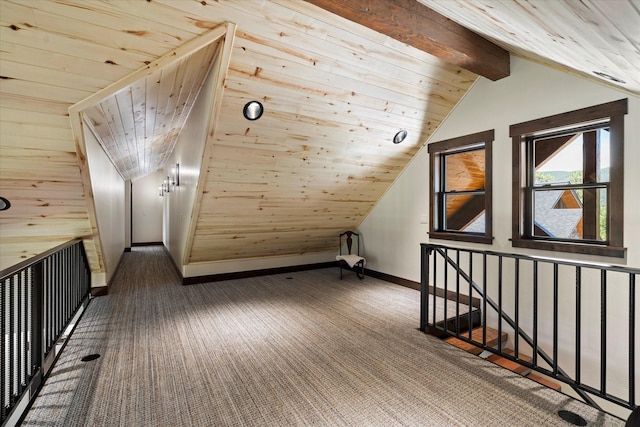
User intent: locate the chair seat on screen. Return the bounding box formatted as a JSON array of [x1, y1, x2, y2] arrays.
[[337, 231, 365, 279], [336, 254, 365, 268]]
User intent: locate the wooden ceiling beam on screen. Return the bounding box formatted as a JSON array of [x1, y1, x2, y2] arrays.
[[305, 0, 510, 81]]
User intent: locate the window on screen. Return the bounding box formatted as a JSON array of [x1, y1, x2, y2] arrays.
[[428, 130, 494, 244], [511, 99, 627, 257]]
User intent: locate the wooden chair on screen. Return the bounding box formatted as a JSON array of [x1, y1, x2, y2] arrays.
[[336, 231, 365, 279]]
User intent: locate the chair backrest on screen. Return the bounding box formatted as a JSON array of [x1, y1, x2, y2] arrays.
[[339, 231, 360, 256]]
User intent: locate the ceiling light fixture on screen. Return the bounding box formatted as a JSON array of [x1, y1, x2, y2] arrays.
[[593, 71, 626, 84], [393, 129, 408, 144], [243, 101, 264, 121], [0, 197, 11, 211]]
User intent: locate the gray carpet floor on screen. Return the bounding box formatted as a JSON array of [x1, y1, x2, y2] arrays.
[[23, 246, 624, 426]]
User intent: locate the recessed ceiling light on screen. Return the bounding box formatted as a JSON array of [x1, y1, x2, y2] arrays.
[[0, 197, 10, 211], [593, 71, 626, 84], [243, 101, 264, 120], [393, 129, 408, 144]]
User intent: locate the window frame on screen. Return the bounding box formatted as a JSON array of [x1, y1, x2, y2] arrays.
[[428, 129, 494, 244], [510, 99, 627, 257]]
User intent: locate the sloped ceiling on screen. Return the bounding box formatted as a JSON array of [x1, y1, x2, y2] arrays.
[[185, 1, 479, 263], [0, 0, 637, 273], [82, 41, 220, 181], [419, 0, 640, 95]]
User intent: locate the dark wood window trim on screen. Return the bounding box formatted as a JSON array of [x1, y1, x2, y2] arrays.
[[428, 129, 494, 244], [510, 99, 627, 258]]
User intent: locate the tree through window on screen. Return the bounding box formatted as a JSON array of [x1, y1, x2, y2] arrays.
[[511, 99, 627, 257]]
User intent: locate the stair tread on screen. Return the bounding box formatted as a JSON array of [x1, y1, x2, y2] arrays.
[[444, 337, 485, 355], [527, 372, 562, 391], [502, 348, 533, 363], [497, 350, 562, 391], [486, 354, 530, 375], [444, 327, 507, 355], [442, 328, 562, 392]]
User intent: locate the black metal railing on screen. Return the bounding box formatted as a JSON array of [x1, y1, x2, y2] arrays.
[[421, 243, 638, 413], [1, 239, 91, 425]]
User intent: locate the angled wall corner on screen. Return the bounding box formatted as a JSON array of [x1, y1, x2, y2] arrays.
[[67, 23, 234, 276]]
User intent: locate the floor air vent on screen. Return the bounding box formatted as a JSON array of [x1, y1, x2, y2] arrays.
[[557, 410, 587, 426], [81, 354, 101, 362]]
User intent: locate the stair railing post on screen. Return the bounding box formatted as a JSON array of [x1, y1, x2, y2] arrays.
[[432, 248, 438, 326], [468, 252, 473, 341], [420, 244, 429, 332], [514, 258, 519, 359], [482, 252, 487, 346], [533, 260, 538, 366], [455, 249, 460, 336], [600, 269, 607, 396], [497, 255, 503, 352], [553, 263, 559, 376], [443, 248, 448, 334], [575, 266, 582, 386], [629, 273, 636, 408]]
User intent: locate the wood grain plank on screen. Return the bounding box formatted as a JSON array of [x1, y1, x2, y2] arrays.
[[143, 67, 164, 171], [70, 24, 227, 111], [0, 93, 71, 116], [0, 121, 74, 142], [0, 3, 151, 69], [232, 28, 476, 91], [1, 77, 92, 104], [304, 0, 509, 80], [0, 107, 71, 127], [24, 2, 183, 58], [0, 59, 111, 93], [421, 0, 639, 94]]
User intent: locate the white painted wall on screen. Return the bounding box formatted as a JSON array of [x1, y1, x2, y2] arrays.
[[360, 57, 640, 416], [183, 251, 337, 277], [124, 180, 131, 249], [132, 171, 164, 244], [162, 53, 218, 272], [84, 125, 125, 286], [361, 56, 640, 278]]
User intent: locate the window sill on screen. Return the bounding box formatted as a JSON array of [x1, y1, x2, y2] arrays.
[[429, 232, 493, 245], [511, 239, 626, 258]]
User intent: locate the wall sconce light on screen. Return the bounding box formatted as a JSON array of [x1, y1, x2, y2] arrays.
[[171, 163, 180, 186], [158, 185, 164, 196], [164, 177, 170, 193]]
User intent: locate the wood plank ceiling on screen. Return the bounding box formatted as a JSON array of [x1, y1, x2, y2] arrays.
[[82, 41, 220, 180], [0, 0, 637, 272], [419, 0, 640, 95], [185, 0, 480, 262]]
